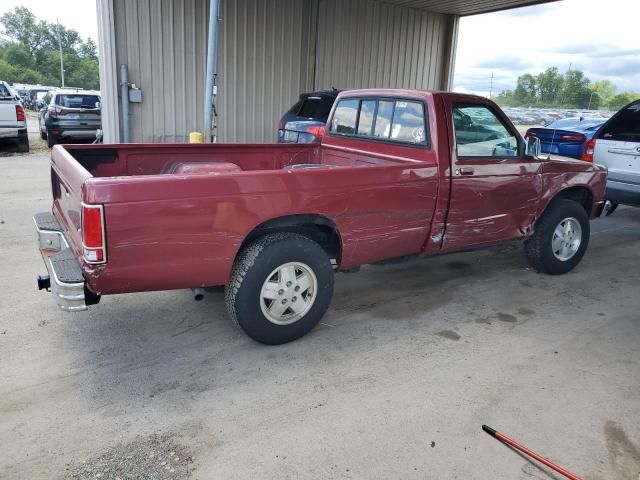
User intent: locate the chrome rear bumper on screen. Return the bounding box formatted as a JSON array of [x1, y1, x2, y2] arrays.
[[33, 212, 89, 312]]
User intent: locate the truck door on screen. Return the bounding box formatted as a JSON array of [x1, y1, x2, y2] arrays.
[[442, 98, 542, 250]]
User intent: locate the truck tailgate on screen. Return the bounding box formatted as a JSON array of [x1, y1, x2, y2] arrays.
[[50, 146, 93, 259], [0, 102, 16, 126]]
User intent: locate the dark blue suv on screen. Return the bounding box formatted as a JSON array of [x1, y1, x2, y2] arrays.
[[39, 89, 101, 148], [278, 89, 340, 143]]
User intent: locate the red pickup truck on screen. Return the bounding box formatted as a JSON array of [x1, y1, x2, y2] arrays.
[[34, 89, 610, 344]]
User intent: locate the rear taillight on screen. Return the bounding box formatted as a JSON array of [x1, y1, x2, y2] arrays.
[[15, 104, 25, 122], [306, 125, 326, 139], [82, 204, 107, 264], [278, 120, 284, 131], [48, 105, 62, 117], [559, 133, 586, 142], [581, 138, 596, 163]]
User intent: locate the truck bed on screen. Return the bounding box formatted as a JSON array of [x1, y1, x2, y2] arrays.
[[61, 143, 415, 178], [50, 143, 440, 296]]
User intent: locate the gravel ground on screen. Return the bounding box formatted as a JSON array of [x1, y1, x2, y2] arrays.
[[64, 434, 194, 480]]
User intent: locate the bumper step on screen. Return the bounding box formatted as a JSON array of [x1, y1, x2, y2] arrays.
[[34, 211, 62, 232], [34, 212, 91, 311], [50, 248, 84, 284]]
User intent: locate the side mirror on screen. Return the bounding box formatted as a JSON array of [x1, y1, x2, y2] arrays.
[[525, 136, 541, 158]]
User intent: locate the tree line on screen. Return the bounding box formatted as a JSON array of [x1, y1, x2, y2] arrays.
[[0, 7, 99, 90], [495, 67, 638, 111]]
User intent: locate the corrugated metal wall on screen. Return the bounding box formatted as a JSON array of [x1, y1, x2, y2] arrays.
[[217, 0, 455, 142], [112, 0, 209, 143], [315, 0, 453, 91], [108, 0, 456, 143], [216, 0, 316, 142]]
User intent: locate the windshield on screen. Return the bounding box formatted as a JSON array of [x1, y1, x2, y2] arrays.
[[56, 94, 101, 109]]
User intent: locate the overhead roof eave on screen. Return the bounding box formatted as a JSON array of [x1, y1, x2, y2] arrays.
[[377, 0, 560, 16]]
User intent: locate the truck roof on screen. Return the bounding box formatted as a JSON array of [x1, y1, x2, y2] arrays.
[[336, 88, 492, 104]]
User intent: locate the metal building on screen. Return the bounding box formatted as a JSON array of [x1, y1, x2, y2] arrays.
[[96, 0, 555, 143]]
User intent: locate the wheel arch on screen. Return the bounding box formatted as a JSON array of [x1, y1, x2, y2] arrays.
[[237, 213, 343, 266], [541, 185, 594, 217]]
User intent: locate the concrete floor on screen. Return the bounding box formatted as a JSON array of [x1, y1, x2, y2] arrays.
[[1, 154, 639, 480]]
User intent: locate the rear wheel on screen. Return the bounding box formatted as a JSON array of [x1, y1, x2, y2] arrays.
[[225, 233, 334, 345], [46, 130, 57, 148], [17, 136, 29, 153], [525, 199, 590, 275]]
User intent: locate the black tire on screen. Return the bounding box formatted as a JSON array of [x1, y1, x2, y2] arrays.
[[606, 203, 618, 216], [225, 232, 334, 345], [17, 137, 29, 153], [47, 131, 57, 148], [525, 199, 590, 275], [39, 126, 46, 140]]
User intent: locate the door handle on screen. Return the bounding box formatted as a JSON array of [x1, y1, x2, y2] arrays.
[[456, 167, 475, 176]]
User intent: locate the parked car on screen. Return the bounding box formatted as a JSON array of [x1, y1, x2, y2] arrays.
[[39, 89, 101, 148], [583, 99, 640, 212], [34, 89, 609, 345], [278, 89, 340, 143], [26, 88, 50, 111], [525, 117, 605, 159], [0, 80, 29, 152]]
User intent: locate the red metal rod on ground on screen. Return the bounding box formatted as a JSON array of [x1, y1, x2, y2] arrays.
[[482, 425, 582, 480]]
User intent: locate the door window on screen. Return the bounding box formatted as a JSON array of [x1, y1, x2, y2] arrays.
[[453, 105, 518, 157]]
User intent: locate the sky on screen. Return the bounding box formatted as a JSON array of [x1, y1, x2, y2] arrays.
[[0, 0, 98, 43], [1, 0, 638, 97], [453, 0, 640, 97]]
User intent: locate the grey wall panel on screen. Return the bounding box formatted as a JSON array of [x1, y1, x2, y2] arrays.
[[315, 0, 453, 92], [216, 0, 315, 142], [112, 0, 208, 143]]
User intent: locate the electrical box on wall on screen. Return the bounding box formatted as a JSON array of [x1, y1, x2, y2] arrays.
[[129, 85, 143, 103]]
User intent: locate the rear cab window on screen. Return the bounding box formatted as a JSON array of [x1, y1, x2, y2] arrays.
[[599, 102, 640, 142], [329, 97, 428, 146]]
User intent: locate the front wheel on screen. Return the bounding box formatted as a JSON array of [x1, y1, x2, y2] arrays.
[[525, 199, 590, 275], [225, 233, 334, 345]]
